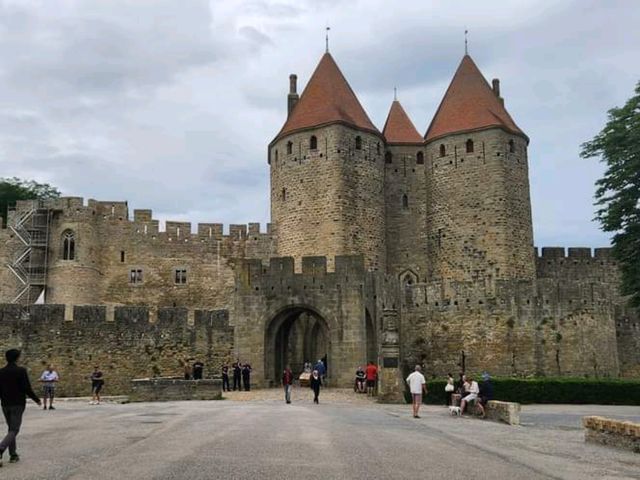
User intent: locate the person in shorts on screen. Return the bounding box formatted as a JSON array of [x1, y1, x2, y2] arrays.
[[90, 366, 104, 405], [460, 376, 480, 415], [39, 365, 59, 410], [406, 365, 427, 418], [365, 361, 378, 396]]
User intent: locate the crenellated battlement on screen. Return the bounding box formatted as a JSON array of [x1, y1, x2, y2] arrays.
[[535, 246, 614, 260]]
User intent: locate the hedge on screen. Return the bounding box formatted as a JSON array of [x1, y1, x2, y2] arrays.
[[404, 377, 640, 405]]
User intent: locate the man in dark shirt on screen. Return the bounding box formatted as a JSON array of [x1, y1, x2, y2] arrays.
[[221, 364, 230, 392], [0, 349, 41, 466], [192, 361, 204, 380], [232, 362, 241, 391], [242, 363, 252, 391]]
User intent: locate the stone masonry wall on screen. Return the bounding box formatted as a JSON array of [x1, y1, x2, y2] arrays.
[[0, 304, 234, 397], [0, 217, 20, 303], [425, 129, 535, 284], [270, 124, 386, 272], [384, 143, 429, 279]]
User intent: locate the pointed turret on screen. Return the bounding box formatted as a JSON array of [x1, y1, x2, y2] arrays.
[[273, 53, 379, 142], [424, 55, 527, 143], [382, 100, 423, 145]]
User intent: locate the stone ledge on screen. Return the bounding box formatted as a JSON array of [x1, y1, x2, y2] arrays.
[[486, 400, 520, 425], [583, 416, 640, 453], [130, 377, 222, 402]]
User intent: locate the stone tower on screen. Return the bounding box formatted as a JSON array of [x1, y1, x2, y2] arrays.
[[424, 55, 535, 282], [382, 99, 428, 278], [268, 53, 386, 271]]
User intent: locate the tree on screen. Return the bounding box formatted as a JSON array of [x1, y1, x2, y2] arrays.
[[581, 82, 640, 308], [0, 177, 61, 227]]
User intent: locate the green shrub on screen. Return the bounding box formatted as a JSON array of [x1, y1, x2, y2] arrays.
[[408, 377, 640, 405]]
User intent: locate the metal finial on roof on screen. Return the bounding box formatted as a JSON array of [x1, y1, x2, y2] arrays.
[[326, 26, 330, 53], [465, 29, 469, 55], [394, 86, 397, 101]]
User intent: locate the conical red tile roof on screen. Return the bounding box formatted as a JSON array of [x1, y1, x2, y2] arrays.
[[425, 55, 527, 143], [382, 100, 423, 144], [273, 53, 379, 142]]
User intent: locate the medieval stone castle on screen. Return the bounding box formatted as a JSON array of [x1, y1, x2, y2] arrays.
[[1, 50, 638, 397]]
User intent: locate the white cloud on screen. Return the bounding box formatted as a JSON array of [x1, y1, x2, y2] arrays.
[[1, 0, 638, 246]]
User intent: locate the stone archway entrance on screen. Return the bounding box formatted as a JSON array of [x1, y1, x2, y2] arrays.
[[265, 306, 330, 385]]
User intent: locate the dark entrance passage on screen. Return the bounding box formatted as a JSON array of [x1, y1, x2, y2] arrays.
[[265, 306, 330, 385]]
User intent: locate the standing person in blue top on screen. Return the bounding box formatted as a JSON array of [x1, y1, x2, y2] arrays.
[[314, 359, 326, 385], [39, 364, 59, 410], [477, 372, 494, 418], [0, 349, 41, 467]]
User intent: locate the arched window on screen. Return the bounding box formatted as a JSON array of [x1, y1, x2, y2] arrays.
[[402, 194, 409, 209], [385, 151, 393, 164], [281, 188, 287, 201], [286, 141, 293, 154], [404, 274, 414, 286], [310, 135, 317, 150], [466, 139, 474, 153], [416, 151, 424, 164], [62, 230, 75, 260], [355, 136, 362, 150], [439, 144, 446, 157], [509, 139, 515, 153]]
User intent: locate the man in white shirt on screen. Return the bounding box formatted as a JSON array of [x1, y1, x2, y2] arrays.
[[39, 365, 59, 410], [460, 376, 479, 415], [406, 365, 427, 418]]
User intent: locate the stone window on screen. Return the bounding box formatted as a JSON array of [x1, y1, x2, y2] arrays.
[[439, 144, 446, 157], [274, 150, 278, 162], [129, 269, 143, 284], [174, 268, 187, 285], [286, 141, 293, 154], [281, 188, 287, 201], [376, 143, 380, 154], [355, 136, 362, 150], [466, 139, 474, 153], [310, 135, 317, 150], [402, 194, 409, 209], [120, 251, 125, 263], [509, 139, 515, 153], [385, 151, 393, 164], [416, 151, 424, 164], [62, 230, 75, 260]]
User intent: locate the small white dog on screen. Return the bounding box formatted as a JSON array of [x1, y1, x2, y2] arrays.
[[449, 406, 461, 416]]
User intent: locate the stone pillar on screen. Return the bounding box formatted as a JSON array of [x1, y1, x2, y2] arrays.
[[378, 309, 404, 403]]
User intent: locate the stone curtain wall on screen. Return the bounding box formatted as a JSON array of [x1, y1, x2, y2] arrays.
[[0, 304, 234, 397], [425, 129, 535, 284], [397, 249, 623, 378], [269, 125, 386, 272], [1, 198, 275, 310], [0, 216, 20, 303]]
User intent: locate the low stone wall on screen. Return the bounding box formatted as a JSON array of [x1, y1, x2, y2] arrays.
[[130, 377, 222, 402], [485, 400, 520, 425], [583, 416, 640, 453]]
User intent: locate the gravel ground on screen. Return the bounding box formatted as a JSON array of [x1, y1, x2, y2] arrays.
[[0, 390, 638, 480]]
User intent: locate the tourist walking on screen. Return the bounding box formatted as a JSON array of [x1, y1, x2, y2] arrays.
[[314, 359, 326, 384], [406, 365, 427, 418], [445, 373, 455, 406], [0, 349, 41, 467], [192, 360, 204, 380], [355, 366, 366, 393], [221, 364, 230, 392], [310, 370, 322, 404], [365, 361, 378, 397], [477, 373, 494, 418], [39, 364, 59, 410], [242, 363, 252, 391], [232, 362, 242, 391], [282, 365, 293, 404], [89, 366, 104, 405]]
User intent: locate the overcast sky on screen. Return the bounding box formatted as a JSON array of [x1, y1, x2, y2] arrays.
[[1, 0, 638, 248]]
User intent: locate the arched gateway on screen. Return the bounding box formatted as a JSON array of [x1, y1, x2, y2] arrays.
[[232, 256, 387, 389]]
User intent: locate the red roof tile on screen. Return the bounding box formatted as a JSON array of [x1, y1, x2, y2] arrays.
[[382, 100, 423, 144], [274, 53, 379, 142], [424, 55, 526, 142]]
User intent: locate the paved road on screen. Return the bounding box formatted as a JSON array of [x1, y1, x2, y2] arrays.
[[1, 396, 639, 480]]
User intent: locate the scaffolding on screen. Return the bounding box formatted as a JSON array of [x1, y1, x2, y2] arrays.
[[6, 200, 52, 304]]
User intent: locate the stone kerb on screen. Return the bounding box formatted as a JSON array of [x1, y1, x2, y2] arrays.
[[583, 416, 640, 453], [130, 377, 223, 402], [485, 400, 521, 425]]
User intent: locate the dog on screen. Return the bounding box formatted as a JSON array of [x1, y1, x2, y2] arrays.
[[448, 405, 461, 416]]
